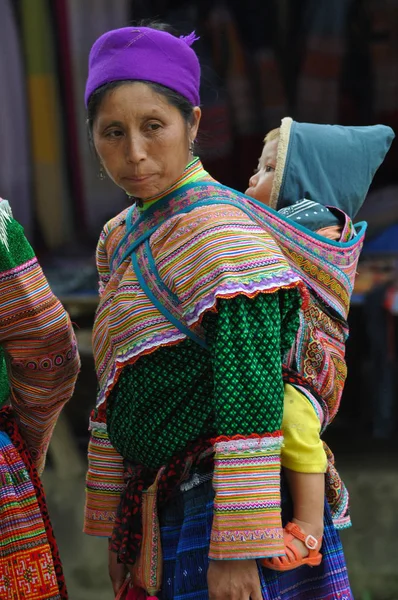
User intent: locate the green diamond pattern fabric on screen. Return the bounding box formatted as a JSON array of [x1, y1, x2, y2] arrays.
[[107, 338, 215, 469], [107, 290, 300, 469], [208, 291, 300, 436]]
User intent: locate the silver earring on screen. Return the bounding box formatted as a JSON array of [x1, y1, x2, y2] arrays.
[[99, 165, 106, 180], [189, 140, 195, 155]]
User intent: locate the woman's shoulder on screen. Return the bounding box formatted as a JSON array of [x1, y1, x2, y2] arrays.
[[151, 200, 295, 284], [101, 207, 130, 238], [153, 200, 282, 253], [98, 207, 130, 257]]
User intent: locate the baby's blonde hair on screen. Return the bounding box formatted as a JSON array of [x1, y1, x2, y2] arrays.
[[263, 127, 280, 144]]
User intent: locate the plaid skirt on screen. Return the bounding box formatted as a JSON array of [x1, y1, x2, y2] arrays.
[[159, 477, 353, 600]]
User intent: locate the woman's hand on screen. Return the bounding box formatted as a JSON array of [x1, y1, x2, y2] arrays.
[[207, 559, 262, 600], [108, 546, 128, 597]]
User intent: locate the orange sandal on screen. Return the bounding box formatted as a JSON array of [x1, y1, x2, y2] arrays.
[[261, 522, 323, 571]]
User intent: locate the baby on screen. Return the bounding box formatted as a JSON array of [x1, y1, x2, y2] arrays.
[[245, 117, 394, 570]]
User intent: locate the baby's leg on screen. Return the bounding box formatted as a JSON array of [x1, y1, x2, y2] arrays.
[[281, 384, 327, 552], [262, 384, 326, 570], [284, 469, 325, 558]]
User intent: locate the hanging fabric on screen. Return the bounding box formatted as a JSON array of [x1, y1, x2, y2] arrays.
[[0, 0, 32, 239], [367, 0, 398, 182], [53, 0, 87, 233], [228, 0, 288, 130], [20, 0, 73, 249], [205, 3, 261, 190], [208, 3, 256, 137], [339, 0, 373, 125], [66, 0, 130, 236], [295, 0, 351, 123]]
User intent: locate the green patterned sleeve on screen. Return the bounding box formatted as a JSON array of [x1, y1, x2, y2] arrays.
[[204, 289, 301, 561], [206, 290, 300, 436]]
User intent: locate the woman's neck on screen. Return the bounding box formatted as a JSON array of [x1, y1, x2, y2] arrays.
[[134, 157, 208, 212]]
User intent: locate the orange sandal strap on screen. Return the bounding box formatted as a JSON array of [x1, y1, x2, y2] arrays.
[[274, 540, 301, 565], [285, 522, 321, 551], [261, 522, 322, 572]]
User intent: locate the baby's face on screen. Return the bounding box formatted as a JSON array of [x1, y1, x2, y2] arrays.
[[245, 138, 278, 206]]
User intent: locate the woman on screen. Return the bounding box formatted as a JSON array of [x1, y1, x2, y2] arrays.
[[0, 198, 80, 598], [84, 24, 353, 599]]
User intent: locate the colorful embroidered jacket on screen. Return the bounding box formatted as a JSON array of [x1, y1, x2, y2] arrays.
[[86, 160, 305, 561], [85, 114, 394, 545], [0, 198, 80, 474]]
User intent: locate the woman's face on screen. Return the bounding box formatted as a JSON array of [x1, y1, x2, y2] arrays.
[[245, 138, 278, 206], [93, 82, 201, 199]]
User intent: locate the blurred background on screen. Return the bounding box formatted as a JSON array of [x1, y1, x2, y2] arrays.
[[1, 0, 398, 598]]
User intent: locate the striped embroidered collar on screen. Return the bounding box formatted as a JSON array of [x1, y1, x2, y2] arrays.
[[135, 158, 210, 213]]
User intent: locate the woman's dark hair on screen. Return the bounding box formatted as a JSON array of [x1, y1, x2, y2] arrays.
[[86, 21, 196, 145]]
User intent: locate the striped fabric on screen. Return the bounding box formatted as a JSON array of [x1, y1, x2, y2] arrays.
[[243, 195, 363, 322], [84, 427, 125, 536], [0, 199, 80, 474], [20, 0, 73, 249], [87, 159, 364, 535], [210, 434, 284, 560], [94, 158, 210, 295], [105, 167, 363, 433], [87, 161, 303, 544], [295, 0, 348, 124], [93, 165, 302, 410], [145, 206, 301, 328], [0, 0, 32, 238], [0, 430, 61, 600]]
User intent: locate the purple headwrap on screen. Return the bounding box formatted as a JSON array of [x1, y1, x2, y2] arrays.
[[84, 27, 200, 107]]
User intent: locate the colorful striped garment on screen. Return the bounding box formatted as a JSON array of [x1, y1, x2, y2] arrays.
[[93, 161, 303, 409], [210, 435, 285, 560], [84, 158, 369, 596], [86, 160, 304, 568], [0, 198, 80, 598], [0, 198, 80, 474], [85, 157, 364, 546]]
